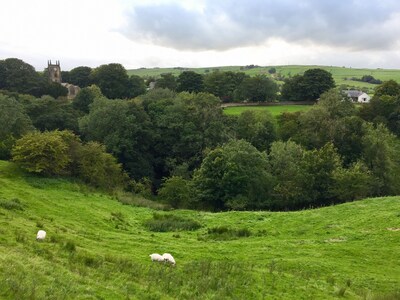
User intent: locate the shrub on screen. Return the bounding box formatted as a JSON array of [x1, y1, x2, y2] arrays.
[[12, 130, 79, 176], [144, 213, 201, 232], [199, 226, 252, 241], [158, 176, 192, 208]]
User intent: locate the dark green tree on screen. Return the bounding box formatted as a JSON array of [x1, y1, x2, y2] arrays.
[[234, 75, 278, 102], [72, 85, 103, 113], [128, 75, 146, 98], [374, 80, 400, 97], [155, 73, 177, 91], [177, 71, 204, 93], [235, 110, 277, 150], [68, 66, 92, 87], [90, 63, 130, 99]]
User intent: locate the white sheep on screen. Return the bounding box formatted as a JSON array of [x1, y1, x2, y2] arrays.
[[36, 230, 46, 241], [162, 253, 176, 266], [149, 253, 164, 262]]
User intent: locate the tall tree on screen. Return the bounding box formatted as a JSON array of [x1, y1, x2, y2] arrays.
[[234, 75, 278, 102], [177, 71, 204, 93], [155, 73, 177, 91], [68, 66, 92, 87], [90, 63, 130, 99]]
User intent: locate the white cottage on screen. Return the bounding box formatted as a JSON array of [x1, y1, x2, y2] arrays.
[[344, 90, 371, 103]]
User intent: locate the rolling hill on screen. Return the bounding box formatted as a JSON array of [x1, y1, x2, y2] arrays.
[[0, 160, 399, 299], [128, 65, 400, 93]]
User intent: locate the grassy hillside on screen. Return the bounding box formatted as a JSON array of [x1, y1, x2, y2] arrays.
[[0, 160, 399, 299], [128, 65, 400, 93]]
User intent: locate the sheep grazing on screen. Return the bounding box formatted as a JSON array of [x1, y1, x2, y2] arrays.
[[149, 253, 164, 262], [36, 230, 46, 241], [162, 253, 176, 266]]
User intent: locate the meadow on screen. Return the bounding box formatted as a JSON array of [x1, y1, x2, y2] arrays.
[[0, 160, 399, 299], [127, 65, 400, 93], [222, 104, 313, 116]]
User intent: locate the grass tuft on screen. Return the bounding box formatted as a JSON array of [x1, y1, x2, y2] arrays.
[[0, 198, 24, 211], [199, 226, 252, 241], [144, 213, 202, 232]]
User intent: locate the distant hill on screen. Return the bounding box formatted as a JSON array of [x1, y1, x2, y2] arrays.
[[0, 159, 399, 299], [128, 65, 400, 93]]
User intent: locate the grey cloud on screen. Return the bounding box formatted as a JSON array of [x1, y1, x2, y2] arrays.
[[121, 0, 400, 51]]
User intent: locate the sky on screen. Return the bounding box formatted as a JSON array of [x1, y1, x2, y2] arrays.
[[1, 0, 400, 71]]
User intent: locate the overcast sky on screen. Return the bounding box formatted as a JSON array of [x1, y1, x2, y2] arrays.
[[1, 0, 400, 71]]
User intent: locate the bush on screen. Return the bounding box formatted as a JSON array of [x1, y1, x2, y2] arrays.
[[158, 176, 192, 208], [144, 213, 202, 232], [199, 226, 252, 241], [12, 130, 78, 176]]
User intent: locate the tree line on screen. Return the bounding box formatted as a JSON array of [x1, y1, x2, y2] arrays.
[[0, 57, 337, 103], [1, 58, 400, 211]]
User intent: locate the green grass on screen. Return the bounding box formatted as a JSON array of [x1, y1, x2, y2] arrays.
[[223, 104, 313, 116], [128, 65, 400, 93], [0, 160, 399, 299]]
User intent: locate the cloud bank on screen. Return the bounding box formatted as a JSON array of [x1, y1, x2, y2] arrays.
[[122, 0, 400, 51]]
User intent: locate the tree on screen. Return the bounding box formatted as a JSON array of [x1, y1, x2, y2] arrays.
[[72, 85, 103, 114], [281, 69, 335, 101], [234, 75, 278, 102], [25, 96, 80, 132], [0, 94, 34, 159], [177, 71, 204, 93], [79, 97, 155, 180], [268, 67, 276, 74], [204, 71, 246, 102], [68, 66, 92, 87], [268, 141, 310, 209], [128, 75, 146, 98], [235, 110, 277, 150], [41, 82, 68, 98], [155, 73, 177, 91], [374, 80, 400, 97], [193, 140, 274, 211], [158, 176, 192, 208], [12, 130, 79, 175], [90, 63, 130, 99], [0, 58, 42, 96], [76, 141, 127, 190], [361, 123, 400, 195]]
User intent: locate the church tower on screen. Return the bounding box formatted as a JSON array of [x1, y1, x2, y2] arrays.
[[48, 60, 62, 83]]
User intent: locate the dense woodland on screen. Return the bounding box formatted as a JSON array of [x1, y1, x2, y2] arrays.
[[1, 57, 400, 211]]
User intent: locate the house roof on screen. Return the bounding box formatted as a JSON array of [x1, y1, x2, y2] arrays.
[[344, 90, 363, 98]]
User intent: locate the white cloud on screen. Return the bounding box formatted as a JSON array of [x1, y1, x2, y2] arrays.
[[0, 0, 399, 70]]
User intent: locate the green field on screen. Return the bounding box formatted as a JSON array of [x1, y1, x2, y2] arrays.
[[128, 65, 400, 93], [0, 160, 399, 299], [223, 104, 314, 116]]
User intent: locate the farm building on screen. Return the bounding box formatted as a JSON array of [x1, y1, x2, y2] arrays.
[[344, 90, 371, 103]]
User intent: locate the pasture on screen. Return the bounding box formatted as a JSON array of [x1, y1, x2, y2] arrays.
[[128, 65, 400, 93], [0, 160, 399, 299], [223, 104, 313, 116]]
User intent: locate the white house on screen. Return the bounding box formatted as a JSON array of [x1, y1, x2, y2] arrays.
[[344, 90, 371, 103]]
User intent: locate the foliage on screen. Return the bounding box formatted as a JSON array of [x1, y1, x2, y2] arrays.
[[155, 73, 177, 90], [158, 176, 192, 208], [76, 141, 127, 191], [200, 226, 252, 240], [0, 58, 42, 96], [79, 97, 155, 179], [234, 75, 278, 102], [72, 85, 103, 113], [177, 71, 204, 93], [24, 96, 80, 132], [235, 110, 277, 150], [373, 80, 400, 97], [68, 66, 92, 87], [193, 139, 274, 211], [12, 130, 78, 175], [281, 68, 335, 101], [144, 213, 202, 232], [204, 71, 246, 102], [128, 74, 146, 98], [90, 63, 131, 99]]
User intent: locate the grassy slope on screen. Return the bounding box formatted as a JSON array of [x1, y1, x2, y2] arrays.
[[127, 65, 400, 93], [0, 160, 399, 299]]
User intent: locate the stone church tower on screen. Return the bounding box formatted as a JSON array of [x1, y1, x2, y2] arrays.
[[48, 60, 62, 83]]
